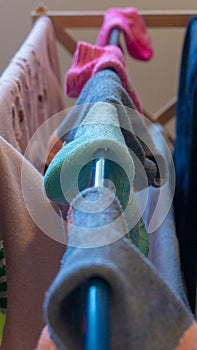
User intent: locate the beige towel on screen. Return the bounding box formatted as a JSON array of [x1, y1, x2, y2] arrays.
[[0, 136, 66, 350], [0, 16, 65, 172]]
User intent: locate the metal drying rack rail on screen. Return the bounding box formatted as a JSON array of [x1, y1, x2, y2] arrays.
[[84, 27, 121, 350]]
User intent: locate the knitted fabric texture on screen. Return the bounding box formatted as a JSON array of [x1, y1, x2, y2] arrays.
[[65, 41, 143, 113], [96, 7, 153, 60]]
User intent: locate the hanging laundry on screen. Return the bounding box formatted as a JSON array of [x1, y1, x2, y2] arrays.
[[44, 101, 149, 254], [137, 123, 190, 306], [0, 16, 65, 173], [38, 122, 197, 350], [46, 69, 166, 189], [0, 136, 65, 349], [174, 17, 197, 313], [40, 184, 196, 350], [96, 7, 153, 60], [65, 41, 143, 112]]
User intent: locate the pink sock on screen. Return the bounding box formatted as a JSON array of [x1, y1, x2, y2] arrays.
[[65, 42, 127, 96], [65, 41, 143, 113], [96, 7, 153, 61]]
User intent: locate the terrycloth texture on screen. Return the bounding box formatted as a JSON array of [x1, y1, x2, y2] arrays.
[[43, 185, 196, 350], [0, 136, 66, 350], [66, 187, 148, 256], [0, 16, 65, 172], [136, 124, 190, 308], [67, 187, 129, 247], [174, 17, 197, 313], [46, 69, 166, 189], [44, 102, 135, 204], [96, 7, 153, 60], [44, 102, 147, 251], [65, 41, 143, 113]]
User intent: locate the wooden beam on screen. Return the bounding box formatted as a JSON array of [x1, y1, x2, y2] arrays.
[[141, 10, 197, 27], [31, 8, 197, 28], [55, 27, 77, 55], [153, 96, 177, 125]]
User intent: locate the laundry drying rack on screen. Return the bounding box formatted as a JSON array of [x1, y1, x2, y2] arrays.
[[32, 6, 197, 129], [32, 7, 197, 350]]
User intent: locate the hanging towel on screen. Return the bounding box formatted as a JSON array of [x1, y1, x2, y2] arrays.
[[0, 85, 22, 153], [136, 123, 190, 308], [0, 16, 65, 172], [46, 69, 166, 189], [41, 185, 196, 350], [96, 7, 153, 60], [0, 136, 66, 350], [174, 17, 197, 313]]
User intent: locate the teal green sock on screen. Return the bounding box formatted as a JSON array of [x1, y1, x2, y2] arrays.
[[44, 102, 149, 254]]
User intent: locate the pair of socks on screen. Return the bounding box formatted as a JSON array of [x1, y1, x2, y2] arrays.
[[65, 7, 153, 113]]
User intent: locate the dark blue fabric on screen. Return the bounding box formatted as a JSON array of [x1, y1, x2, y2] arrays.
[[174, 17, 197, 313]]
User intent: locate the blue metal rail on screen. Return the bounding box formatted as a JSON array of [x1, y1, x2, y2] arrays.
[[83, 28, 121, 350]]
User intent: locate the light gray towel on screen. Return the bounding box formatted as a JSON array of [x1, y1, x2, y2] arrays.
[[136, 124, 190, 308], [44, 186, 194, 350]]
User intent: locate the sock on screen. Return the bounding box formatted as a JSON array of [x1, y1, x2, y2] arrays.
[[65, 41, 143, 113], [96, 7, 153, 61]]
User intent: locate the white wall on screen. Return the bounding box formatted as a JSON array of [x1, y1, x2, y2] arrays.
[[0, 1, 197, 114]]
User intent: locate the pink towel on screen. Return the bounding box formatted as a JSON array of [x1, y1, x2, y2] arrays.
[[65, 41, 143, 113], [0, 136, 66, 349], [96, 7, 153, 60], [0, 16, 65, 172]]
